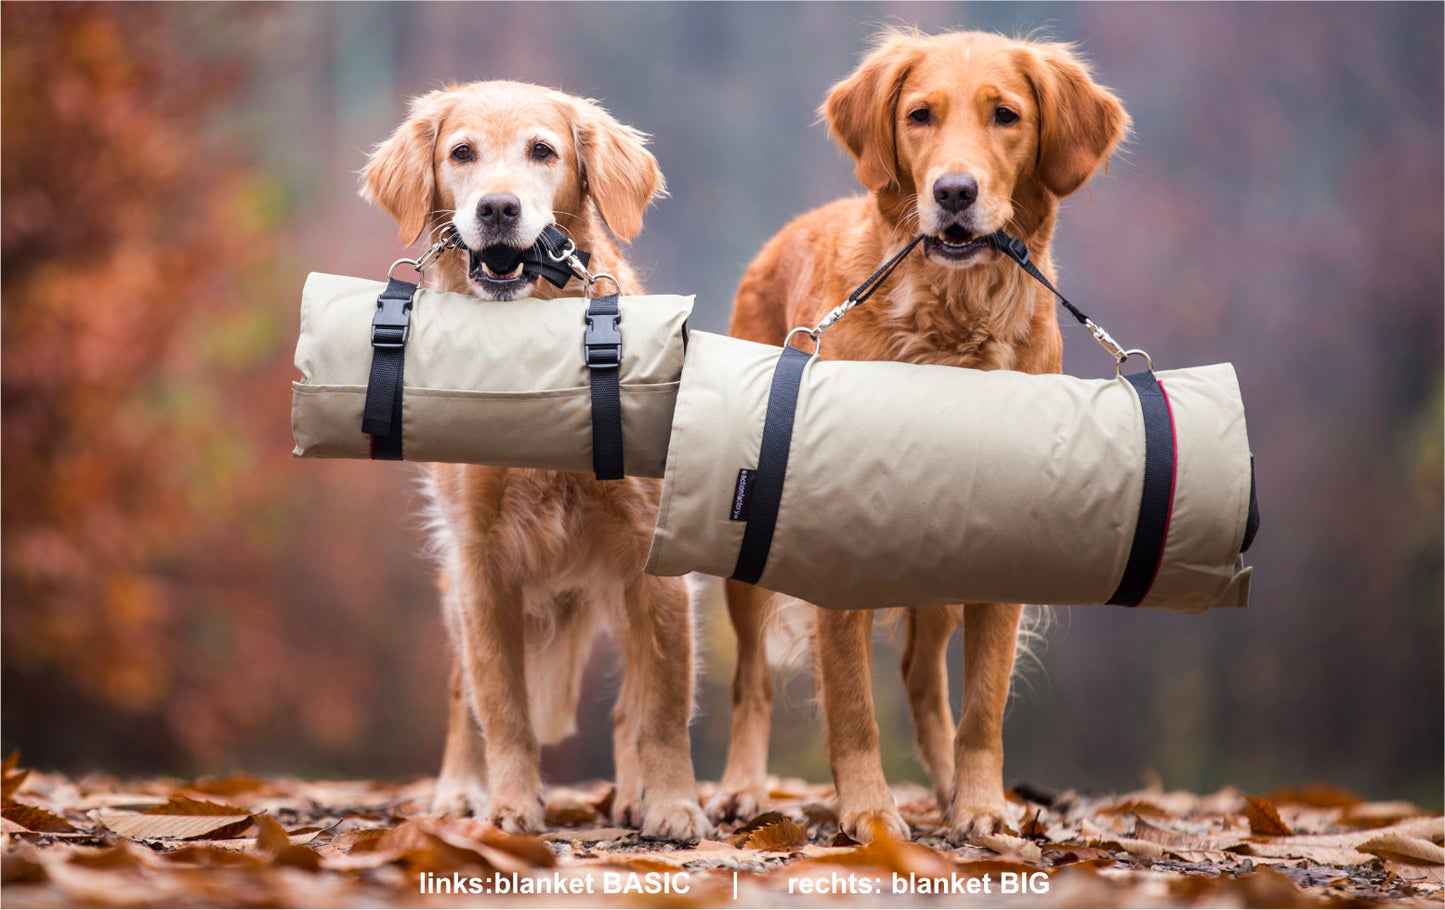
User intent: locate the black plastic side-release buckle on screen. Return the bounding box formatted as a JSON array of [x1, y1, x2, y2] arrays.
[[987, 230, 1031, 266], [584, 310, 622, 368], [371, 281, 414, 349]]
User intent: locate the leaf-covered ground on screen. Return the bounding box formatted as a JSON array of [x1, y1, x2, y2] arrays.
[[2, 753, 1440, 908]]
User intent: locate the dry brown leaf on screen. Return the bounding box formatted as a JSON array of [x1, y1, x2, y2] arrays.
[[1091, 836, 1165, 859], [1266, 783, 1361, 809], [1244, 794, 1294, 836], [1097, 799, 1170, 819], [160, 845, 265, 867], [185, 775, 269, 798], [544, 790, 600, 827], [253, 813, 290, 854], [1341, 800, 1428, 828], [803, 828, 955, 877], [143, 795, 250, 817], [2, 758, 30, 802], [2, 801, 78, 833], [94, 807, 253, 840], [273, 844, 323, 871], [730, 812, 805, 851], [973, 832, 1044, 863], [830, 829, 860, 847], [1356, 833, 1445, 866], [1020, 809, 1046, 840], [1133, 817, 1199, 848]]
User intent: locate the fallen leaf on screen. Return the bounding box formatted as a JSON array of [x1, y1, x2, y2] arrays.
[[143, 796, 250, 817], [2, 755, 30, 801], [1265, 783, 1361, 809], [94, 806, 253, 840], [253, 814, 290, 854], [544, 790, 599, 827], [274, 844, 323, 871], [1356, 833, 1445, 866], [1244, 795, 1294, 836], [974, 832, 1043, 863], [1133, 817, 1199, 849], [2, 802, 78, 833], [1097, 799, 1170, 819], [730, 812, 804, 850], [1020, 809, 1046, 840], [1341, 801, 1428, 828], [831, 830, 860, 847]]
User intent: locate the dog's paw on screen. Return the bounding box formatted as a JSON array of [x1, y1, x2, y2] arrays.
[[431, 776, 488, 817], [840, 806, 911, 843], [704, 787, 769, 824], [486, 795, 546, 834], [946, 803, 1012, 842], [611, 793, 642, 829], [641, 798, 712, 842]]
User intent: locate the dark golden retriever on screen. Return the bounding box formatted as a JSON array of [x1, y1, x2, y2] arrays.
[[713, 30, 1129, 842]]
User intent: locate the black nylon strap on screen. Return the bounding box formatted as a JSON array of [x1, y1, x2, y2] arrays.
[[1108, 370, 1177, 606], [985, 229, 1097, 330], [361, 276, 417, 461], [731, 345, 812, 585], [585, 293, 624, 480]]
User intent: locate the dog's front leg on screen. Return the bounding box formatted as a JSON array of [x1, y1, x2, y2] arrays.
[[619, 573, 710, 841], [432, 659, 489, 815], [455, 566, 544, 833], [816, 606, 910, 842], [949, 601, 1023, 840]]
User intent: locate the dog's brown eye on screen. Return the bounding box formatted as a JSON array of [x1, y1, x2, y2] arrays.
[[907, 107, 932, 126], [530, 142, 556, 162], [993, 106, 1020, 126], [451, 144, 474, 163]]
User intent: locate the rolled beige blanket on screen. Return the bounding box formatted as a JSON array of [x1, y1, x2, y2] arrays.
[[290, 272, 692, 477], [644, 331, 1255, 613]]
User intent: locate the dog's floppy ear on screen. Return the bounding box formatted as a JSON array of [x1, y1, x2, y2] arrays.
[[360, 91, 447, 246], [572, 98, 665, 243], [823, 31, 923, 193], [1022, 42, 1130, 198]]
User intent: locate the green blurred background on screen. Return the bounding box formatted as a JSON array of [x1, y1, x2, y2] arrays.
[[3, 2, 1441, 806]]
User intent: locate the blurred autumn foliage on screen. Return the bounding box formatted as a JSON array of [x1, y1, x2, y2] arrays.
[[1, 4, 442, 776], [0, 2, 1440, 808]]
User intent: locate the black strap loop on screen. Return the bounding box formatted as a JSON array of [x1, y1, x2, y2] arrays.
[[361, 276, 417, 461], [1107, 370, 1177, 606], [585, 293, 624, 480], [731, 345, 812, 585]]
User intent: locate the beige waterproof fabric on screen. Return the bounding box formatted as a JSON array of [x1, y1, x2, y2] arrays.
[[645, 332, 1253, 613], [291, 273, 692, 476]]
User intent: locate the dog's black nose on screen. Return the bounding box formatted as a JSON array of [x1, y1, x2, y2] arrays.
[[476, 193, 521, 228], [933, 173, 978, 213]]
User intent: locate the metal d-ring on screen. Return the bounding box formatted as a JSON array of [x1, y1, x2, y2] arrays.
[[784, 326, 821, 357], [387, 258, 423, 281], [1116, 348, 1155, 375], [586, 272, 622, 297]]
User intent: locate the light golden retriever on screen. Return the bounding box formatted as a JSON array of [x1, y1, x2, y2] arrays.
[[361, 81, 709, 841], [714, 30, 1129, 842]]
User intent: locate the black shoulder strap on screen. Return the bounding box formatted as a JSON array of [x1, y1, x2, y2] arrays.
[[1107, 369, 1178, 606], [731, 344, 812, 585], [585, 293, 624, 480], [361, 276, 417, 461]]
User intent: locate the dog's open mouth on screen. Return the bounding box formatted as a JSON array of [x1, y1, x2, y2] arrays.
[[924, 225, 990, 264], [467, 245, 537, 297]]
